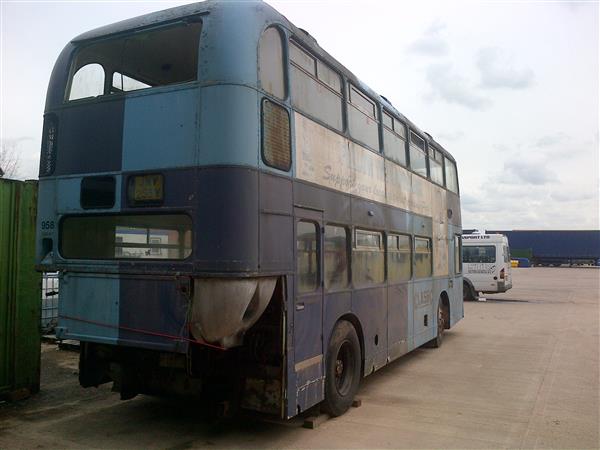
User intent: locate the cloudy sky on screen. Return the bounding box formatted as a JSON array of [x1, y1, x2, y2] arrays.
[[1, 0, 598, 230]]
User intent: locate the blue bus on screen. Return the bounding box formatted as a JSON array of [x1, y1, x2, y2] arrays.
[[36, 1, 463, 418]]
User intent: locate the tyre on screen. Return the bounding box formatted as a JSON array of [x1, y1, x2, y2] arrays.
[[463, 281, 475, 302], [426, 299, 447, 348], [322, 320, 361, 417]]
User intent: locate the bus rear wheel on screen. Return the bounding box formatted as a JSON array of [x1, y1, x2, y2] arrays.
[[463, 281, 475, 302], [322, 320, 361, 417], [426, 299, 447, 348]]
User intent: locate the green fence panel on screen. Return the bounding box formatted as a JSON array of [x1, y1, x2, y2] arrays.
[[0, 179, 41, 399]]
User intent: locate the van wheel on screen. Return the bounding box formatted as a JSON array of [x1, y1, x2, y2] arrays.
[[426, 300, 446, 348], [463, 281, 475, 302], [322, 320, 361, 417]]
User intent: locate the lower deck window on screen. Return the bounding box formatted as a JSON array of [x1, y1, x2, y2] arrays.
[[324, 225, 349, 290], [353, 229, 384, 286], [297, 221, 319, 293], [414, 237, 432, 278], [60, 214, 192, 260], [388, 234, 411, 282]]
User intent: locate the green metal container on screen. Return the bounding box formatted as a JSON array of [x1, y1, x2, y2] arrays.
[[510, 248, 533, 259], [0, 179, 41, 400]]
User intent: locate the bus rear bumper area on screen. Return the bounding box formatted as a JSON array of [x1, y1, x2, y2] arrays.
[[56, 273, 278, 352], [59, 273, 287, 413]]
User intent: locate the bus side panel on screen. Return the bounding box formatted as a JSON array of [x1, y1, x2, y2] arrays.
[[412, 280, 435, 348], [352, 287, 387, 375], [198, 85, 259, 167], [387, 283, 410, 361], [118, 277, 189, 353], [258, 172, 293, 272], [285, 276, 298, 419], [195, 167, 259, 272]]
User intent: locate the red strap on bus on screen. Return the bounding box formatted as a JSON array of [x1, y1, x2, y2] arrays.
[[58, 314, 227, 351]]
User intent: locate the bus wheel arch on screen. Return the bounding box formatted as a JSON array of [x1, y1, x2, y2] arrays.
[[337, 313, 365, 376], [463, 278, 477, 302]]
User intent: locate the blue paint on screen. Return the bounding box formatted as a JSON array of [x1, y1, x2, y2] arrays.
[[122, 88, 199, 171], [58, 273, 120, 344], [197, 85, 259, 166]]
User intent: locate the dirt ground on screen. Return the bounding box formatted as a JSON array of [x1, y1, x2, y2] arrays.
[[1, 267, 598, 449]]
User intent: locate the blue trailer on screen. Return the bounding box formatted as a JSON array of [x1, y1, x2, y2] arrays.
[[487, 230, 600, 267]]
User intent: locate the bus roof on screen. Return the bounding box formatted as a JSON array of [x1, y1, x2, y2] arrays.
[[462, 234, 508, 243]]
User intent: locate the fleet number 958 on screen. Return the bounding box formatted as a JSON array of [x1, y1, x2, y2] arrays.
[[41, 220, 55, 230]]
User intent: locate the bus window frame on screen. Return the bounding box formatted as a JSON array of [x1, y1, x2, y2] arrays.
[[408, 130, 429, 180], [58, 212, 194, 262], [323, 223, 351, 292], [353, 228, 386, 287], [258, 24, 288, 101], [288, 38, 345, 133], [64, 18, 203, 104], [382, 109, 408, 166]]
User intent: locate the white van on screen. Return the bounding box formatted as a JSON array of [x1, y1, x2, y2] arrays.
[[462, 233, 512, 301]]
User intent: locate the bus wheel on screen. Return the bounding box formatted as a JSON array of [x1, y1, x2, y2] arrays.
[[322, 320, 361, 417], [426, 300, 446, 348], [463, 281, 475, 302]]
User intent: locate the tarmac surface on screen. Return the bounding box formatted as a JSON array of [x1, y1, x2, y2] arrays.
[[1, 267, 598, 449]]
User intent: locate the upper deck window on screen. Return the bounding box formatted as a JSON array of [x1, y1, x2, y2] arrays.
[[348, 85, 379, 150], [289, 40, 343, 131], [67, 21, 202, 101], [259, 27, 285, 99], [409, 131, 428, 177], [445, 156, 459, 194], [429, 145, 444, 186], [383, 111, 407, 166]]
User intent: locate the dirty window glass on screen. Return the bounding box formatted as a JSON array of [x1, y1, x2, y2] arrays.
[[388, 234, 411, 283], [290, 40, 343, 131], [383, 114, 407, 166], [353, 229, 384, 286], [410, 145, 428, 177], [348, 85, 379, 150], [430, 158, 443, 185], [60, 214, 192, 260], [454, 235, 462, 274], [297, 221, 319, 293], [414, 237, 432, 278], [445, 157, 459, 193], [259, 27, 285, 99], [68, 21, 201, 101], [324, 225, 348, 290], [69, 63, 105, 100]]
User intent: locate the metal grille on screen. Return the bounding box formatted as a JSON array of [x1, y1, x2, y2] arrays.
[[41, 272, 59, 333], [262, 99, 291, 171]]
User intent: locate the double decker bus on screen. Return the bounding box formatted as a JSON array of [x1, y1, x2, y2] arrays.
[[36, 0, 463, 418]]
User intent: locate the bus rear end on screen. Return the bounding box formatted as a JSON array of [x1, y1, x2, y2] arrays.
[[36, 3, 288, 412]]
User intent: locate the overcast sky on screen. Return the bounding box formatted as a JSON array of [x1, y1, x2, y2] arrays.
[[1, 0, 598, 230]]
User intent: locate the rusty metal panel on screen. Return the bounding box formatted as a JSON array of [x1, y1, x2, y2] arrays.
[[0, 179, 41, 399]]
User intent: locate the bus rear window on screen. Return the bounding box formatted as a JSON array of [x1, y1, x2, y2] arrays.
[[60, 214, 192, 260], [463, 245, 496, 263], [68, 21, 201, 101]]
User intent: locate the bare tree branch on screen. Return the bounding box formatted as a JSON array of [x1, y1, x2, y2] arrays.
[[0, 139, 22, 179]]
